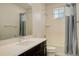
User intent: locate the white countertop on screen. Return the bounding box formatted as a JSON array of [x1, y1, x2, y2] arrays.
[[0, 36, 46, 56]]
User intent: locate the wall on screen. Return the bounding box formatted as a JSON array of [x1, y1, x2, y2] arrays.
[[26, 8, 32, 35], [45, 3, 65, 55], [32, 4, 46, 38], [0, 3, 27, 40], [76, 4, 79, 54]]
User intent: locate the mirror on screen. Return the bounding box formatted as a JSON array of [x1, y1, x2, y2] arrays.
[[0, 3, 32, 40]]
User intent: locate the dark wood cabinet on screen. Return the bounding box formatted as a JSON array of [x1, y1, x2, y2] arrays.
[[19, 41, 47, 56]]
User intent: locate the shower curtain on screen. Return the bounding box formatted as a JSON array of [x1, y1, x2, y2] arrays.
[[65, 3, 78, 56]]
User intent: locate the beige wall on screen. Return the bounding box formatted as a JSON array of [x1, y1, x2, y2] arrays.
[[32, 4, 46, 37], [45, 3, 65, 55], [76, 4, 79, 54], [26, 8, 32, 35], [0, 3, 32, 40]]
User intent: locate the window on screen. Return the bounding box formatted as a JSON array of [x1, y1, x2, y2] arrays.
[[53, 7, 64, 19]]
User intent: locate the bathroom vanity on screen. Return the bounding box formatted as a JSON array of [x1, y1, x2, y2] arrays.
[[0, 37, 47, 56], [19, 41, 47, 56]]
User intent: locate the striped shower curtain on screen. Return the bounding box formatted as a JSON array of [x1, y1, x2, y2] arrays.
[[65, 3, 78, 56]]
